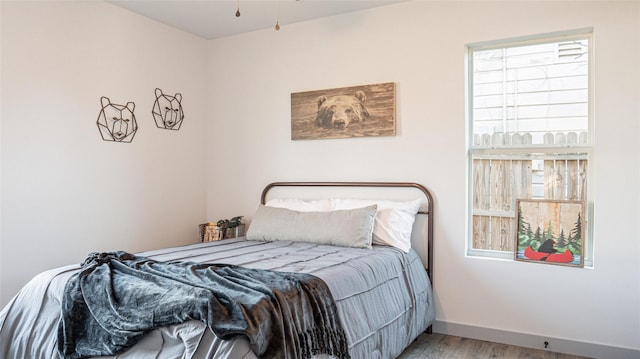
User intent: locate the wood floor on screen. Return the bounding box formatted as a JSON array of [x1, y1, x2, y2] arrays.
[[397, 333, 592, 359]]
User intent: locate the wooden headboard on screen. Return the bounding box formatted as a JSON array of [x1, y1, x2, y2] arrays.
[[260, 182, 434, 282]]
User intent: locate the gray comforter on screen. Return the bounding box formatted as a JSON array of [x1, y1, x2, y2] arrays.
[[58, 251, 348, 359], [0, 238, 434, 359]]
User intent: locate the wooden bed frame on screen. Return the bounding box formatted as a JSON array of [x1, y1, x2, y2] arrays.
[[260, 181, 434, 283]]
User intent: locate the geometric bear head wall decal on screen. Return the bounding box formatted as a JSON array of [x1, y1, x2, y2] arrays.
[[96, 96, 138, 143], [152, 88, 184, 130]]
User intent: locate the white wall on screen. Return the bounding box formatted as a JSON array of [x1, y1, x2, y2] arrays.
[[1, 1, 638, 357], [206, 1, 640, 356], [0, 2, 209, 306]]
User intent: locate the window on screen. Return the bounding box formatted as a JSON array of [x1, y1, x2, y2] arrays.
[[466, 29, 593, 265]]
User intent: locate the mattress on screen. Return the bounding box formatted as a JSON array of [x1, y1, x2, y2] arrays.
[[0, 238, 434, 359]]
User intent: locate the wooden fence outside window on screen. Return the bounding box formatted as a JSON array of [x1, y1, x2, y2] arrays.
[[471, 132, 588, 252]]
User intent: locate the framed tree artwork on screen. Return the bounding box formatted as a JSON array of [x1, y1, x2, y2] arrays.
[[515, 199, 585, 267]]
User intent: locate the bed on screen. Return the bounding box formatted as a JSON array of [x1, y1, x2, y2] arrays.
[[0, 181, 435, 359]]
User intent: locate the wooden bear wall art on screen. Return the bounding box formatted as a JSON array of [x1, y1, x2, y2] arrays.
[[96, 96, 138, 143], [152, 88, 184, 130]]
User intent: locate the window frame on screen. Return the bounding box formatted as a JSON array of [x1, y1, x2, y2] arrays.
[[465, 29, 595, 266]]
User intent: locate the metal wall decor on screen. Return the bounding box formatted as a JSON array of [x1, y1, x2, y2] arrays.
[[152, 88, 184, 130], [96, 96, 138, 143]]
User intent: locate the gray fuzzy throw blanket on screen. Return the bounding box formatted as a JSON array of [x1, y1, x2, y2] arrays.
[[57, 251, 349, 359]]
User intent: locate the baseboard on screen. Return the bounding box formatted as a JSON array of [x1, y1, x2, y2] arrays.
[[432, 320, 640, 359]]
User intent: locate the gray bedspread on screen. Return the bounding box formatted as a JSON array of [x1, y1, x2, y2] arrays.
[[0, 238, 434, 359], [58, 251, 348, 359]]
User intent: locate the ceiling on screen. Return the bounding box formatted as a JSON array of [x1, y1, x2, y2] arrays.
[[107, 0, 403, 40]]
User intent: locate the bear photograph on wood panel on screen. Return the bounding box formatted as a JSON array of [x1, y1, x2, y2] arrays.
[[291, 82, 396, 140]]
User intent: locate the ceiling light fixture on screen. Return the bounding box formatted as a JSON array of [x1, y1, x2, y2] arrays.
[[234, 0, 295, 31]]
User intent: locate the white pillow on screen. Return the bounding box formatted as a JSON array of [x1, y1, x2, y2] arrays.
[[331, 198, 422, 252], [265, 198, 333, 212], [246, 204, 377, 249]]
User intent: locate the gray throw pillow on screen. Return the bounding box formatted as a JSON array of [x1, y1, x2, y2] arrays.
[[246, 204, 377, 249]]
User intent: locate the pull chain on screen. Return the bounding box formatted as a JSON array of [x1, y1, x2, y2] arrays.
[[275, 1, 280, 30]]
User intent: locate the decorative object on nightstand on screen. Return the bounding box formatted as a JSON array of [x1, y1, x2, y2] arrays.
[[198, 222, 223, 242], [217, 216, 245, 239]]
